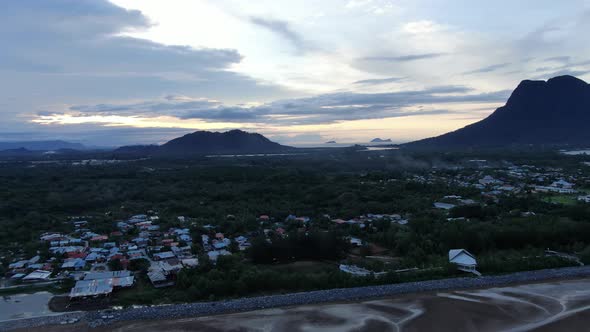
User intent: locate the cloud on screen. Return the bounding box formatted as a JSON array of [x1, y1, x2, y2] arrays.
[[345, 0, 374, 9], [544, 56, 571, 63], [249, 17, 310, 54], [55, 85, 510, 126], [0, 0, 290, 110], [269, 133, 327, 145], [532, 57, 590, 78], [532, 69, 590, 80], [362, 53, 446, 62], [403, 20, 442, 34], [463, 63, 511, 75], [353, 77, 406, 85]]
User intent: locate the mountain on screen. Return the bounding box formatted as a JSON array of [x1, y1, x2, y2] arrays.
[[116, 130, 293, 156], [371, 138, 392, 143], [407, 75, 590, 148], [0, 140, 85, 151], [0, 148, 35, 156]]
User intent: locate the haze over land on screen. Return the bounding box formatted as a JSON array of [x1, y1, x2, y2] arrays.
[[1, 1, 589, 146]]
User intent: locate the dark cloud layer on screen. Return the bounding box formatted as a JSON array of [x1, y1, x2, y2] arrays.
[[353, 77, 406, 85], [61, 86, 511, 126], [362, 53, 446, 62], [463, 63, 511, 75], [249, 17, 310, 54]]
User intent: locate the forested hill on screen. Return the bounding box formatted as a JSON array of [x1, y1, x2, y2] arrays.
[[116, 130, 293, 156]]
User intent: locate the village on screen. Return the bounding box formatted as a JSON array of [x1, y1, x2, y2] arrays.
[[2, 156, 589, 307]]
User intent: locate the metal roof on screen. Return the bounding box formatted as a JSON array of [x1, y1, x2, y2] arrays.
[[84, 270, 131, 280], [69, 276, 134, 298]]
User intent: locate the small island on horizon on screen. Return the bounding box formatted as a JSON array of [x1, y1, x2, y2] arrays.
[[371, 138, 393, 143]]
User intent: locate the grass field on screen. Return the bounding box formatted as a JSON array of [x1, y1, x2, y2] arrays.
[[543, 194, 578, 206]]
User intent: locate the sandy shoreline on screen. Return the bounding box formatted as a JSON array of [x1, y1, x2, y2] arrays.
[[3, 266, 590, 331]]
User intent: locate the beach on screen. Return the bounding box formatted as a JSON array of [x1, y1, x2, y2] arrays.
[[11, 276, 590, 332]]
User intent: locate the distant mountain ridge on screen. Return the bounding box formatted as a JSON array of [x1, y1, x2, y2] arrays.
[[0, 140, 85, 151], [407, 75, 590, 148], [116, 130, 293, 156]]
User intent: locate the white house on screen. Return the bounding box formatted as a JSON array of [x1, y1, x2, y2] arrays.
[[434, 202, 456, 210], [479, 176, 502, 186], [448, 249, 480, 275], [534, 185, 577, 194], [22, 270, 52, 282], [551, 179, 574, 189], [578, 195, 590, 203], [349, 237, 363, 247], [339, 264, 371, 276]]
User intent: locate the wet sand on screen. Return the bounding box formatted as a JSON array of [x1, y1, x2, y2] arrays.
[[24, 278, 590, 332]]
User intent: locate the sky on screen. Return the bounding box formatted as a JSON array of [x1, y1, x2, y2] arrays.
[[1, 0, 589, 146]]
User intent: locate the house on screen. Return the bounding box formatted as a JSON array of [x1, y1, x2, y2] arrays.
[[127, 250, 144, 260], [339, 264, 371, 276], [84, 252, 100, 262], [179, 234, 192, 243], [40, 233, 65, 242], [213, 241, 228, 250], [181, 258, 199, 268], [448, 249, 480, 276], [116, 222, 132, 231], [10, 273, 26, 280], [69, 274, 134, 298], [479, 176, 502, 186], [8, 260, 29, 270], [349, 237, 363, 247], [22, 270, 52, 282], [147, 270, 174, 288], [235, 236, 251, 250], [61, 258, 86, 270], [434, 202, 456, 210], [208, 249, 230, 262], [578, 195, 590, 203], [132, 237, 149, 247], [73, 220, 88, 228], [90, 235, 108, 242], [534, 185, 577, 194], [332, 219, 347, 225], [497, 185, 516, 192], [551, 179, 574, 189], [171, 245, 192, 258], [153, 251, 175, 261], [28, 256, 41, 265], [285, 215, 310, 223], [338, 264, 388, 277], [84, 270, 131, 280]]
